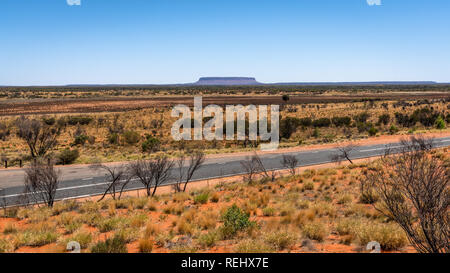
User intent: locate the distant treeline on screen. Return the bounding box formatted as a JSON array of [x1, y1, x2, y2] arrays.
[[1, 84, 450, 95]]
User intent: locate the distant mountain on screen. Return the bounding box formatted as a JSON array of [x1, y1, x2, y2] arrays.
[[0, 79, 443, 87], [190, 78, 437, 86], [192, 77, 261, 86]]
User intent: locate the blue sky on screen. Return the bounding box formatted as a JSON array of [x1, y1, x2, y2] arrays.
[[0, 0, 449, 85]]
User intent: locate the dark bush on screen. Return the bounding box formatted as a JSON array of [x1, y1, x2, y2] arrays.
[[42, 117, 56, 126], [312, 118, 331, 128], [395, 112, 415, 127], [389, 125, 399, 135], [108, 133, 120, 145], [57, 149, 79, 165], [142, 135, 161, 152], [299, 117, 312, 127], [355, 112, 370, 123], [279, 117, 301, 139], [410, 108, 439, 127], [122, 130, 140, 145], [378, 114, 390, 125], [74, 135, 88, 145], [331, 116, 351, 127], [67, 116, 93, 126], [368, 126, 378, 136], [356, 122, 371, 133]]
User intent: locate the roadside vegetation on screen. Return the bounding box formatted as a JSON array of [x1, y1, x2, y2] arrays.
[[1, 141, 447, 253], [0, 95, 448, 167]]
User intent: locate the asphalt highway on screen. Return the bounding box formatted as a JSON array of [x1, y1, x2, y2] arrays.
[[1, 137, 449, 206]]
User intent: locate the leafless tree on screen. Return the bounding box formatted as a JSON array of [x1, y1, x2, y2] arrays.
[[175, 151, 206, 192], [24, 159, 61, 207], [330, 143, 358, 164], [241, 153, 277, 183], [90, 163, 129, 201], [363, 136, 449, 253], [16, 116, 60, 158], [240, 156, 260, 183], [130, 156, 174, 196], [149, 156, 174, 196], [281, 154, 299, 175]]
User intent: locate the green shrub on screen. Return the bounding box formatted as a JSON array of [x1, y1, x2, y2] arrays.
[[62, 230, 93, 249], [279, 117, 302, 139], [332, 116, 351, 127], [194, 192, 209, 204], [74, 134, 88, 145], [389, 125, 398, 135], [435, 116, 446, 129], [57, 149, 79, 165], [355, 112, 370, 123], [14, 229, 59, 247], [122, 130, 140, 145], [90, 235, 128, 253], [142, 135, 161, 152], [96, 217, 122, 233], [42, 117, 56, 126], [220, 205, 255, 239], [67, 116, 93, 126], [368, 126, 378, 136], [312, 118, 331, 128], [108, 133, 120, 145], [378, 114, 390, 125], [354, 222, 408, 251]]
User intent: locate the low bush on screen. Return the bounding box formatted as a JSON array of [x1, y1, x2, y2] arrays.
[[122, 130, 140, 145], [220, 205, 256, 239], [198, 230, 219, 248], [194, 192, 209, 204], [302, 221, 328, 242], [138, 237, 153, 253], [57, 149, 79, 165], [142, 135, 161, 152], [235, 239, 274, 253], [90, 235, 128, 253], [264, 231, 296, 250]]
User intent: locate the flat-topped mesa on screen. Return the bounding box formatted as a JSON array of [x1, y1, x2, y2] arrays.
[[194, 77, 261, 86]]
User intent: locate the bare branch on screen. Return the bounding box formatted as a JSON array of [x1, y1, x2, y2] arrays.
[[330, 143, 359, 164], [90, 163, 129, 201], [281, 154, 299, 175], [24, 159, 61, 207], [363, 136, 449, 253]]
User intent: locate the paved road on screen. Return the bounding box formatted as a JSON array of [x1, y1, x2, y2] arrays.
[[1, 137, 450, 206]]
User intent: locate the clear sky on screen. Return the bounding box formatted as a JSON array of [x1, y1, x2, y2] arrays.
[[0, 0, 449, 85]]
